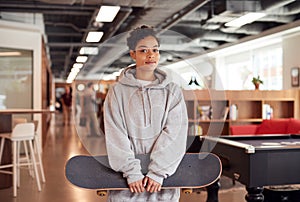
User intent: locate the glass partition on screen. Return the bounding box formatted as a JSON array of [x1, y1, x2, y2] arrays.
[[0, 47, 33, 111]]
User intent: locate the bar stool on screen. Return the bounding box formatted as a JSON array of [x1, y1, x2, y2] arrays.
[[0, 123, 41, 197], [11, 118, 33, 178], [13, 120, 46, 187], [32, 120, 46, 183], [18, 120, 46, 184]]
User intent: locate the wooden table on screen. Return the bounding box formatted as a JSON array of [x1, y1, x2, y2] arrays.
[[0, 109, 54, 188]]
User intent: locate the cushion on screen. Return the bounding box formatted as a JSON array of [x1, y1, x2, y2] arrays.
[[286, 118, 300, 134], [256, 119, 290, 134], [230, 125, 259, 135]]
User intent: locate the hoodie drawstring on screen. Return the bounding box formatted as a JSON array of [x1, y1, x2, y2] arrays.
[[139, 87, 152, 127], [147, 89, 152, 126]]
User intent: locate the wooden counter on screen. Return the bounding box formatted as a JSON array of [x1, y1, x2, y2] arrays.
[[0, 109, 54, 114]]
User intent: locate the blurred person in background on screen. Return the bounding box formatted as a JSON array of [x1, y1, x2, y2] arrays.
[[61, 86, 72, 125], [80, 82, 101, 137]]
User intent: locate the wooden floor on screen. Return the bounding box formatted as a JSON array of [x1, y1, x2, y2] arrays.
[[0, 113, 247, 202]]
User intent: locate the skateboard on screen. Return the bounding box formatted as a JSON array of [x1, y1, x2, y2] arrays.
[[65, 153, 221, 196]]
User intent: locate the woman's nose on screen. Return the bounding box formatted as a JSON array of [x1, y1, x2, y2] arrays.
[[147, 50, 155, 57]]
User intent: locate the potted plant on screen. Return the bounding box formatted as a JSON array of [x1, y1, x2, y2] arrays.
[[252, 75, 263, 90]]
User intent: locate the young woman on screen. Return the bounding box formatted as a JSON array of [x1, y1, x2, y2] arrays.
[[103, 25, 188, 202]]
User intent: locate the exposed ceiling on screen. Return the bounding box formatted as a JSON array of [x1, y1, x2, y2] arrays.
[[0, 0, 300, 80]]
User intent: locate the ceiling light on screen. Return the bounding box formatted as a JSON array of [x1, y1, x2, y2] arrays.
[[67, 70, 79, 83], [77, 84, 85, 91], [79, 47, 99, 55], [0, 52, 21, 56], [102, 74, 117, 81], [76, 56, 88, 63], [73, 63, 84, 69], [96, 6, 120, 22], [71, 67, 80, 74], [86, 31, 104, 42], [225, 12, 266, 27]]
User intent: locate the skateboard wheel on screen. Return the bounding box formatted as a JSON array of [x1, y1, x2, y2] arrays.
[[182, 188, 193, 194], [96, 190, 107, 197]]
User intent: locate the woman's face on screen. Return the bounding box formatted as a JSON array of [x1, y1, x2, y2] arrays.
[[130, 36, 160, 72]]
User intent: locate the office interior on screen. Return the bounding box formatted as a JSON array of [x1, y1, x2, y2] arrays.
[[1, 0, 300, 201]]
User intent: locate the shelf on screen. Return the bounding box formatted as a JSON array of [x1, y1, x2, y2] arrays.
[[229, 119, 262, 123], [184, 90, 299, 136], [189, 119, 229, 123]]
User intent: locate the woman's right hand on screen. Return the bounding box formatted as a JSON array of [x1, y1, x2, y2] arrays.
[[143, 176, 161, 193], [128, 179, 145, 193]]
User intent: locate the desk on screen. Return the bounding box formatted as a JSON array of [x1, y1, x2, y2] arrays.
[[0, 109, 54, 188], [200, 134, 300, 202]]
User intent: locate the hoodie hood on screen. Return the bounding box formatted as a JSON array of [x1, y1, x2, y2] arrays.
[[118, 65, 171, 88]]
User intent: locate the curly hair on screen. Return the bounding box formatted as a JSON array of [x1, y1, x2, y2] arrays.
[[126, 25, 160, 51]]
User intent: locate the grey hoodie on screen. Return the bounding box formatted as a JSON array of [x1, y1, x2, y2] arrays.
[[103, 66, 188, 202]]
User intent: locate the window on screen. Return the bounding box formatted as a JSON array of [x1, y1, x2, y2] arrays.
[[252, 44, 282, 90], [215, 43, 282, 90]]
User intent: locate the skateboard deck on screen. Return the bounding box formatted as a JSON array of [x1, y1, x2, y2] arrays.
[[65, 153, 221, 193]]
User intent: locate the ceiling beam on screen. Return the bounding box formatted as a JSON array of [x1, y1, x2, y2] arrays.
[[46, 32, 82, 37], [47, 42, 125, 47], [157, 0, 210, 30], [0, 1, 97, 10]]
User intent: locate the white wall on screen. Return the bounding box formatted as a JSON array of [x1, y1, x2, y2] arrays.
[[0, 20, 43, 147], [282, 32, 300, 90], [196, 25, 300, 90]]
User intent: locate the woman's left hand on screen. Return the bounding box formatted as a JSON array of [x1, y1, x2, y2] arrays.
[[143, 176, 162, 193]]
